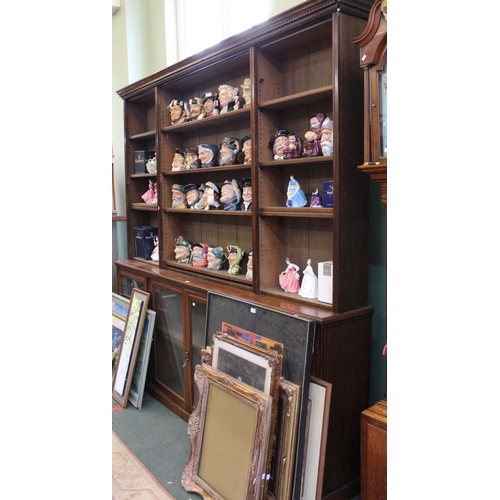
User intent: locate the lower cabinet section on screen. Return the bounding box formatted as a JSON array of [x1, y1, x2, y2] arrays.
[[115, 259, 373, 499], [361, 396, 387, 500]]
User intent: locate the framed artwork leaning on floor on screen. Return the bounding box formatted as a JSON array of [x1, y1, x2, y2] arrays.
[[112, 292, 156, 409], [112, 288, 150, 408]]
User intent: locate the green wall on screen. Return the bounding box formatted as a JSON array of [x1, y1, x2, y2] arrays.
[[112, 0, 386, 404]]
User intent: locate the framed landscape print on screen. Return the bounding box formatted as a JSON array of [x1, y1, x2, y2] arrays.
[[182, 364, 273, 500], [112, 293, 156, 408], [112, 289, 150, 408]]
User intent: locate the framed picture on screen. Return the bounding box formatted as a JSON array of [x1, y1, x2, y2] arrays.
[[222, 322, 284, 356], [206, 292, 316, 499], [211, 332, 283, 498], [299, 377, 332, 500], [182, 364, 273, 500], [112, 292, 156, 409], [268, 379, 301, 500], [112, 288, 150, 408]]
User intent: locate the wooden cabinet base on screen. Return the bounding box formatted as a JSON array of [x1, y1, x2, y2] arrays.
[[361, 396, 387, 500]]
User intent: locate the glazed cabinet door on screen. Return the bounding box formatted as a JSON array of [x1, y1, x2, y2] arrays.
[[116, 269, 147, 299]]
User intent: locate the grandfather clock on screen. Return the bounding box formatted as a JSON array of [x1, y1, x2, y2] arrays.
[[353, 0, 387, 206], [354, 2, 388, 498]]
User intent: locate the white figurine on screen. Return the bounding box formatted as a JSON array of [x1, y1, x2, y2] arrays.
[[146, 154, 157, 173], [298, 258, 318, 299]]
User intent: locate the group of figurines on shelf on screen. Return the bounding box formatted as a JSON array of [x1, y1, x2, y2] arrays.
[[173, 238, 319, 299], [167, 79, 252, 126], [174, 236, 252, 278], [171, 178, 252, 211], [172, 134, 251, 171], [269, 112, 334, 160], [143, 174, 323, 209], [279, 257, 319, 299]]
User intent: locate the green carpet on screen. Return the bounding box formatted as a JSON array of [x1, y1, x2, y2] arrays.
[[112, 393, 202, 500]]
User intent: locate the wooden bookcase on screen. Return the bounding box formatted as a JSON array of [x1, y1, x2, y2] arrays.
[[116, 1, 375, 498]]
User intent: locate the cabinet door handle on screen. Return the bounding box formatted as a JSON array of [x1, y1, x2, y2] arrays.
[[182, 349, 190, 368]]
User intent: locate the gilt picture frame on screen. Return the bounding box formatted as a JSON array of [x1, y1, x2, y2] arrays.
[[181, 364, 273, 500], [112, 288, 150, 408], [112, 292, 156, 409]]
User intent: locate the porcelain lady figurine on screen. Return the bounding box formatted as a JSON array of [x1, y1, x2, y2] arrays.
[[220, 179, 242, 211], [279, 257, 300, 293], [191, 242, 209, 267], [207, 246, 227, 270], [298, 258, 318, 299], [174, 236, 192, 264], [146, 154, 157, 173], [310, 188, 323, 207], [227, 245, 244, 275], [141, 180, 157, 204], [286, 176, 307, 207], [246, 249, 253, 280], [150, 236, 159, 262]]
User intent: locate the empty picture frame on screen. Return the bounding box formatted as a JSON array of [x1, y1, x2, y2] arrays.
[[112, 288, 150, 408], [206, 291, 316, 499], [181, 364, 273, 500], [299, 376, 332, 500], [112, 292, 156, 409]]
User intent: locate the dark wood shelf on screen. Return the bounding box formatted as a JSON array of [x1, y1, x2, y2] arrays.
[[259, 85, 333, 110]]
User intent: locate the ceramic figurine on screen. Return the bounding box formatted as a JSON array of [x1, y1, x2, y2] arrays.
[[141, 180, 157, 204], [191, 242, 209, 268], [202, 181, 221, 210], [278, 257, 300, 293], [227, 245, 245, 275], [218, 137, 240, 166], [198, 144, 219, 168], [240, 134, 251, 165], [284, 133, 302, 159], [199, 92, 219, 119], [286, 175, 307, 207], [172, 148, 186, 171], [174, 236, 192, 264], [171, 184, 187, 209], [310, 189, 323, 207], [150, 236, 159, 262], [232, 88, 242, 110], [187, 97, 203, 121], [240, 177, 252, 212], [320, 117, 334, 156], [207, 246, 227, 270], [302, 113, 326, 157], [269, 130, 290, 160], [218, 84, 236, 113], [185, 182, 201, 209], [220, 179, 242, 211], [240, 78, 251, 108], [298, 258, 318, 299], [193, 183, 206, 210], [167, 99, 188, 126], [184, 148, 200, 170], [146, 154, 157, 173], [246, 249, 253, 280]]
